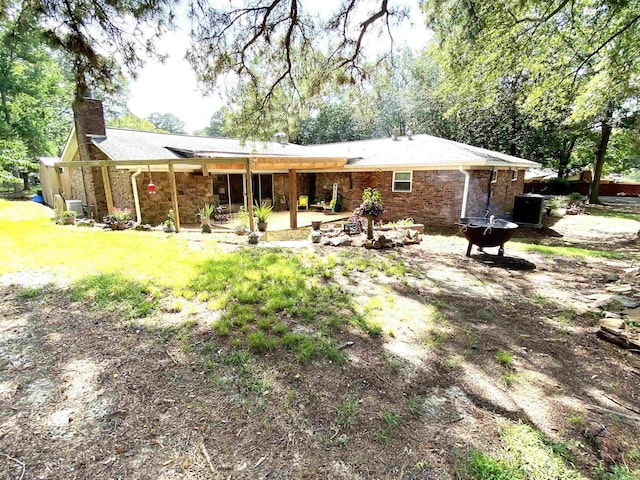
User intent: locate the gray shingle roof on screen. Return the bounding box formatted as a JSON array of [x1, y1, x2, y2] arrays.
[[303, 134, 539, 169], [94, 128, 306, 161], [91, 128, 539, 169]]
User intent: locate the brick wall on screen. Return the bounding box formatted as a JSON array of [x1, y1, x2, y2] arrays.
[[136, 172, 214, 225], [467, 170, 525, 218], [350, 170, 466, 225]]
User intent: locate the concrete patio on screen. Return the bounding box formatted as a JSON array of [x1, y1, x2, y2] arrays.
[[183, 209, 353, 232]]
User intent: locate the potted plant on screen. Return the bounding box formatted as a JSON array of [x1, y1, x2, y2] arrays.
[[248, 231, 260, 244], [198, 204, 214, 226], [254, 201, 273, 232], [548, 196, 567, 217], [310, 230, 322, 243], [356, 188, 385, 240], [163, 209, 176, 232], [235, 206, 250, 235], [61, 210, 76, 225], [104, 207, 133, 230]]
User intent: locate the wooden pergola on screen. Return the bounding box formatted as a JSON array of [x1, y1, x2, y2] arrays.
[[55, 155, 347, 233]]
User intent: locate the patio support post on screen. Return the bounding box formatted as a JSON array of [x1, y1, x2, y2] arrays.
[[101, 166, 114, 214], [168, 163, 181, 232], [245, 159, 255, 232], [288, 169, 297, 229]]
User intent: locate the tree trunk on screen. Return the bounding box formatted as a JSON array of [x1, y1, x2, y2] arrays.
[[589, 108, 614, 204], [557, 137, 576, 180]]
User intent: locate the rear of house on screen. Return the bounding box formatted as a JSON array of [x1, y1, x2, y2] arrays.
[[50, 97, 538, 227]]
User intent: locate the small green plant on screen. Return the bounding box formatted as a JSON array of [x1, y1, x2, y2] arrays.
[[248, 231, 260, 243], [112, 208, 132, 222], [336, 433, 349, 449], [163, 209, 176, 230], [548, 196, 567, 209], [253, 201, 273, 223], [237, 205, 249, 226], [374, 411, 403, 445], [496, 350, 513, 367], [17, 286, 42, 299], [408, 394, 425, 416], [61, 210, 77, 219], [567, 192, 583, 204], [502, 373, 519, 387], [198, 203, 214, 222], [247, 331, 276, 352], [335, 396, 360, 427]]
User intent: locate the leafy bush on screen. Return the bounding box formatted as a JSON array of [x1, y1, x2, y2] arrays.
[[355, 187, 385, 218]]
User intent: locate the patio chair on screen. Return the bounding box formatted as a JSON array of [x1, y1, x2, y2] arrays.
[[297, 195, 309, 210]]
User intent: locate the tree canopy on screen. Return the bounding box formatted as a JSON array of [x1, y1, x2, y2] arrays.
[[146, 112, 187, 134], [424, 0, 640, 202]]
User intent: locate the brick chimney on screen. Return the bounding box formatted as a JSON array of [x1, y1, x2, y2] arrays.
[[72, 96, 110, 218], [72, 96, 106, 161]]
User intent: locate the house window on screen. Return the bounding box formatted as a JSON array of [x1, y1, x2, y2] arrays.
[[491, 170, 498, 183], [511, 170, 518, 182], [392, 171, 412, 192]]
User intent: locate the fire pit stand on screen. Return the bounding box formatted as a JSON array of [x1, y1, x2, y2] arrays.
[[457, 217, 519, 257]]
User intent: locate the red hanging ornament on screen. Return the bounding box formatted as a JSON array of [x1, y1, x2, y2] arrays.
[[147, 165, 156, 194]]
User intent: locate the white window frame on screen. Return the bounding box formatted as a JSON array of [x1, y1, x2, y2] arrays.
[[511, 169, 518, 182], [491, 170, 498, 183], [392, 171, 413, 193]]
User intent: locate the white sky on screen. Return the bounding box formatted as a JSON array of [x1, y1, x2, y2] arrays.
[[127, 1, 432, 134]]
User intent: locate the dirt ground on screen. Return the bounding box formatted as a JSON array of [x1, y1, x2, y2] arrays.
[[1, 205, 640, 479]]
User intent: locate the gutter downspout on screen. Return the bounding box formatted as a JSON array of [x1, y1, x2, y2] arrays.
[[131, 168, 142, 224], [459, 166, 470, 219]]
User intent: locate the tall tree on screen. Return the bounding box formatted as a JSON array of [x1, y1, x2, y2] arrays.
[[187, 1, 411, 132], [146, 112, 187, 134], [0, 19, 72, 158], [108, 113, 167, 133], [425, 0, 640, 203]]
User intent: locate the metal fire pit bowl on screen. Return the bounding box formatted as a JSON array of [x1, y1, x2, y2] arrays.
[[457, 217, 519, 257]]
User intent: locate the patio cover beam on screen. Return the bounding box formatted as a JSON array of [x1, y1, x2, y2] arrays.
[[289, 169, 297, 229], [168, 163, 181, 233], [101, 166, 114, 214], [245, 160, 255, 232], [55, 158, 248, 168]]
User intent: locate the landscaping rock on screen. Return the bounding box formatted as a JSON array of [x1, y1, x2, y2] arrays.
[[134, 224, 152, 231], [613, 295, 639, 309], [605, 284, 633, 293], [76, 219, 95, 228], [600, 317, 626, 330], [604, 273, 620, 283], [604, 311, 622, 319]]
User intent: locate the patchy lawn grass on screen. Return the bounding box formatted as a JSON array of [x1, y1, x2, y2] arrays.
[[0, 200, 215, 288], [521, 244, 626, 259], [1, 200, 640, 479]]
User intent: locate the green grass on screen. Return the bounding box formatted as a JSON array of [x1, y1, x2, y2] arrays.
[[465, 422, 585, 480], [335, 395, 361, 427], [523, 244, 625, 260], [586, 207, 640, 222], [0, 200, 215, 288], [496, 351, 513, 367], [17, 286, 43, 299], [71, 272, 155, 320], [374, 411, 403, 445], [408, 394, 425, 416]]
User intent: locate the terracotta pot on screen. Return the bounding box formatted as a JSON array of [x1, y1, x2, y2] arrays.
[[257, 222, 267, 232]]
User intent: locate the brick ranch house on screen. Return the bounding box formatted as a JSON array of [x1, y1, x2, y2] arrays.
[[52, 98, 539, 229]]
